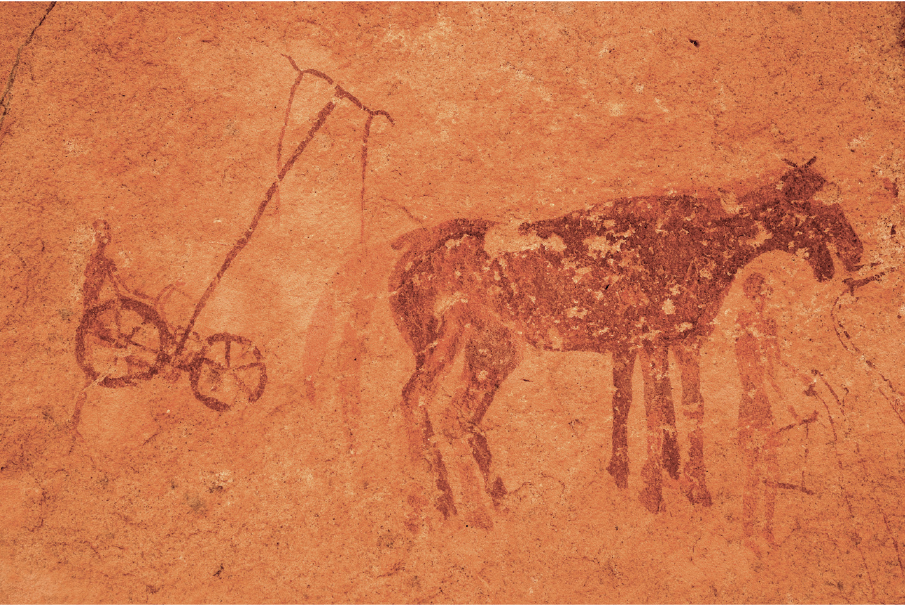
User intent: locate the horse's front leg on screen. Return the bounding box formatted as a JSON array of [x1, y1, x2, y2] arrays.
[[674, 340, 713, 506], [639, 340, 672, 513], [607, 347, 636, 489], [399, 309, 468, 527], [439, 318, 521, 530]]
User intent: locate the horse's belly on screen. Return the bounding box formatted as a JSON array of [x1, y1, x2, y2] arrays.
[[492, 250, 646, 351]]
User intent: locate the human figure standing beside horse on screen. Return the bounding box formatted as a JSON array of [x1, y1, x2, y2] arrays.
[[735, 271, 820, 554]]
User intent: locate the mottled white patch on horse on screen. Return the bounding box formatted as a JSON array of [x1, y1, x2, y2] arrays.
[[585, 235, 622, 258], [483, 222, 566, 259], [572, 266, 593, 283], [662, 299, 676, 315], [743, 221, 773, 247], [434, 292, 468, 320], [585, 226, 635, 260], [566, 306, 589, 319]]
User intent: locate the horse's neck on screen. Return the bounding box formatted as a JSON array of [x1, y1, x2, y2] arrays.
[[698, 209, 784, 296]]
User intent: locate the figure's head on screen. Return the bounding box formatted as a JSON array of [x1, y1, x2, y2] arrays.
[[743, 272, 771, 302], [92, 219, 110, 246]]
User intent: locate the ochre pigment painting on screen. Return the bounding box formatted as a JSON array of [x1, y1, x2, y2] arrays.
[[3, 3, 905, 603]]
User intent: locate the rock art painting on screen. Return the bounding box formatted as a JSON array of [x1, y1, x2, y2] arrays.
[[389, 159, 862, 526], [3, 3, 905, 603]]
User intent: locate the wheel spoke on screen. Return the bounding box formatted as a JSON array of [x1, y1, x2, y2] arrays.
[[122, 335, 158, 354], [112, 355, 130, 378], [91, 344, 121, 375], [202, 357, 227, 372], [225, 339, 232, 369], [233, 372, 254, 400], [233, 362, 264, 371], [89, 328, 119, 347], [113, 307, 123, 338], [203, 363, 225, 387], [126, 355, 152, 375]]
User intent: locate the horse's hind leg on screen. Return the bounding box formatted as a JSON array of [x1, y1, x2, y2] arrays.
[[674, 341, 713, 506], [662, 358, 680, 481], [440, 319, 520, 527], [400, 310, 467, 524]]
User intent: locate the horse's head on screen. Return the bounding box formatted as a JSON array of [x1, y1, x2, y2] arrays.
[[779, 157, 826, 201], [757, 159, 863, 282]]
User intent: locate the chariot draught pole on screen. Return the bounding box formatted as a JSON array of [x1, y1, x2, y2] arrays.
[[173, 66, 393, 359]]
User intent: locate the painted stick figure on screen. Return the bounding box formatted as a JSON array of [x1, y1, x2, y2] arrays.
[[83, 220, 120, 308], [735, 272, 816, 553]]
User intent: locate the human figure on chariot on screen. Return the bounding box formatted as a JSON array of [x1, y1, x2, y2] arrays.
[[82, 220, 143, 310], [82, 219, 186, 333]]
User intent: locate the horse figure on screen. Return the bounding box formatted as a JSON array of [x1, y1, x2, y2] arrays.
[[389, 158, 862, 525]]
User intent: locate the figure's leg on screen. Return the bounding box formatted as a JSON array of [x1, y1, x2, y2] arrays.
[[740, 430, 762, 552], [399, 308, 467, 525], [763, 429, 781, 545], [674, 341, 713, 506], [439, 320, 520, 529], [639, 341, 670, 513], [607, 347, 636, 489]]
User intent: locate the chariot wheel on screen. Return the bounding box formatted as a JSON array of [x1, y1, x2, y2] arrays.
[[75, 298, 170, 387], [190, 333, 267, 412]]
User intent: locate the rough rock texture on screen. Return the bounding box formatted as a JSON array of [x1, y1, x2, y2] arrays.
[[2, 3, 905, 602]]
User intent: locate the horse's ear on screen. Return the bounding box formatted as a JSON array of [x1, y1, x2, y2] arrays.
[[782, 158, 798, 168], [805, 156, 817, 167]]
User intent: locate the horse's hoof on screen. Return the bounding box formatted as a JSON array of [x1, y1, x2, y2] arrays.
[[743, 536, 763, 558], [465, 506, 494, 530], [663, 432, 680, 480], [489, 477, 507, 508], [404, 493, 429, 534], [607, 456, 629, 489], [681, 471, 713, 507], [435, 492, 457, 519], [639, 484, 662, 513], [640, 460, 662, 513]]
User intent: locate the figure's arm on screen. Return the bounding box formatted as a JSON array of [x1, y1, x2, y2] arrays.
[[775, 351, 816, 390], [106, 261, 153, 303], [766, 322, 821, 430], [762, 318, 785, 395], [106, 262, 131, 298]]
